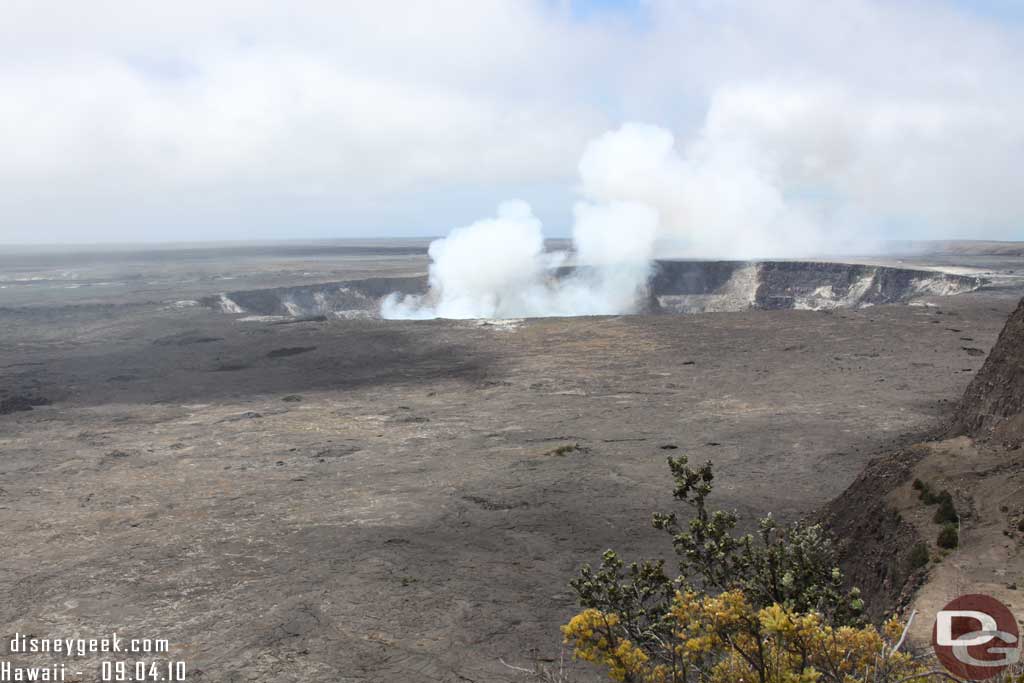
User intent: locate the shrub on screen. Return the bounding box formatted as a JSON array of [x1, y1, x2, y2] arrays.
[[919, 485, 940, 505], [908, 542, 930, 570], [937, 524, 959, 549], [915, 478, 941, 504], [562, 590, 925, 683], [547, 443, 584, 457], [932, 491, 958, 525], [657, 455, 863, 622], [560, 456, 998, 682], [1018, 518, 1024, 533], [568, 455, 866, 678]]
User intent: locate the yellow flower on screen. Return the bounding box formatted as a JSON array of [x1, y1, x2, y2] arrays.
[[564, 593, 933, 683]]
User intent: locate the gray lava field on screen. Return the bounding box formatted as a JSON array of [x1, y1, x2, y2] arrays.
[[1, 242, 1023, 682]]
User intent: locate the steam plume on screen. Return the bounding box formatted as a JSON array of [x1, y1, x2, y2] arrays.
[[380, 198, 657, 319], [382, 91, 936, 320]]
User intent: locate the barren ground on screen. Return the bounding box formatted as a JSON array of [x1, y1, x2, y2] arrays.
[[1, 245, 1022, 682]]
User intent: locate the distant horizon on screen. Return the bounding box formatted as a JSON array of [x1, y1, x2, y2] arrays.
[[1, 236, 1021, 255]]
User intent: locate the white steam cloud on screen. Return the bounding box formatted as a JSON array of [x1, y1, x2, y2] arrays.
[[380, 197, 657, 319], [382, 108, 850, 320], [575, 119, 826, 259], [382, 123, 674, 320], [385, 64, 1024, 321]]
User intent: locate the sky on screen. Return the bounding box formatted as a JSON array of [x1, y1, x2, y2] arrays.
[[0, 0, 1022, 245]]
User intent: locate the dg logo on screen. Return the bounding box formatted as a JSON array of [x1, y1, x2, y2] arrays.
[[932, 594, 1021, 680]]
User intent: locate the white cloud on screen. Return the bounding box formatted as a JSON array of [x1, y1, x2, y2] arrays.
[[0, 0, 1022, 243]]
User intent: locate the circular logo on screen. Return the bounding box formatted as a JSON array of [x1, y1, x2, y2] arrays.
[[932, 594, 1020, 680]]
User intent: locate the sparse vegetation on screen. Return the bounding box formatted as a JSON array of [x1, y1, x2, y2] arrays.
[[547, 442, 585, 457], [916, 479, 941, 505], [559, 456, 1023, 682], [572, 456, 863, 626], [932, 490, 959, 525], [937, 524, 959, 549], [915, 478, 960, 532], [563, 455, 892, 682], [908, 542, 930, 570]]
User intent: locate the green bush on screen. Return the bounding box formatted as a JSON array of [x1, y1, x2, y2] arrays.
[[916, 479, 940, 504], [937, 524, 959, 549], [932, 491, 958, 525], [570, 455, 864, 663], [908, 542, 930, 570]]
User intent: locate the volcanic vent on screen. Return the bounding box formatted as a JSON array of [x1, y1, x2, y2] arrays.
[[202, 261, 983, 320]]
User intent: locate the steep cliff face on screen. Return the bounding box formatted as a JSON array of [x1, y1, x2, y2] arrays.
[[819, 446, 929, 621], [952, 297, 1024, 446], [203, 261, 984, 319], [823, 297, 1024, 621], [650, 261, 982, 313], [200, 276, 428, 319]]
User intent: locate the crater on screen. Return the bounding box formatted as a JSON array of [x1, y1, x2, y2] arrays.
[[201, 261, 984, 320], [649, 261, 983, 313]]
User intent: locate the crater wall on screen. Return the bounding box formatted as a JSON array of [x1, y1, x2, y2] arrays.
[[202, 261, 984, 319]]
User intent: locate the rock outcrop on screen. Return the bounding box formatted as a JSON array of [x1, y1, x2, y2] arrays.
[[823, 297, 1024, 620], [952, 297, 1024, 446]]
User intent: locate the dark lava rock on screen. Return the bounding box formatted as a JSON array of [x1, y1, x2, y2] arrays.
[[462, 495, 529, 511], [281, 395, 303, 402], [314, 444, 361, 459], [219, 411, 263, 422], [267, 346, 317, 358], [215, 363, 250, 372], [271, 315, 328, 325], [953, 297, 1024, 443], [0, 395, 51, 415], [153, 332, 223, 346], [392, 415, 429, 423]]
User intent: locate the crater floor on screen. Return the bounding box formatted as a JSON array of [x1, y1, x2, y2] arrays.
[[1, 244, 1022, 682]]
